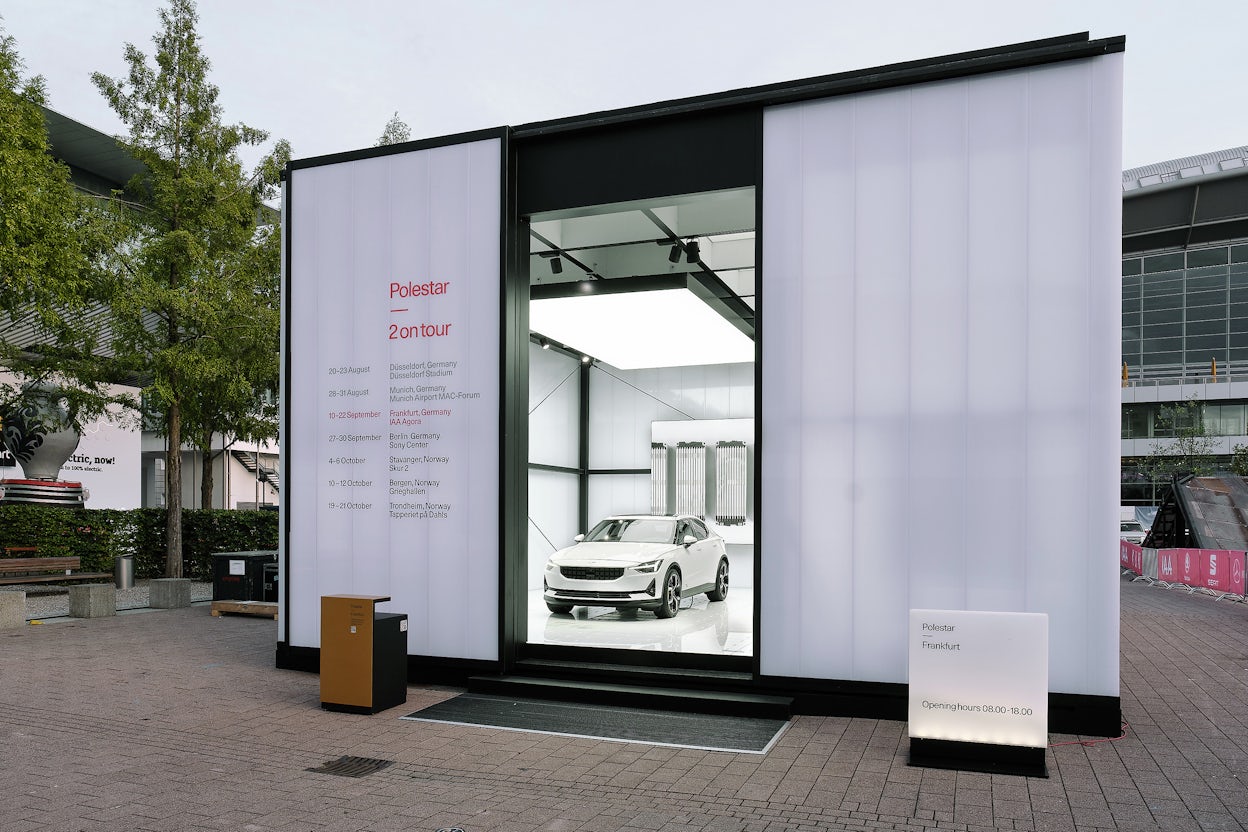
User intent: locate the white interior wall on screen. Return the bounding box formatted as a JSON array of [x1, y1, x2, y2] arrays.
[[587, 472, 651, 525], [528, 344, 583, 589], [760, 55, 1122, 696], [527, 351, 758, 591], [588, 363, 754, 470], [528, 469, 580, 590], [588, 362, 756, 590], [529, 344, 581, 469]]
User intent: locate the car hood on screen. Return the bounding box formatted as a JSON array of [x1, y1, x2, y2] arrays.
[[549, 541, 678, 567]]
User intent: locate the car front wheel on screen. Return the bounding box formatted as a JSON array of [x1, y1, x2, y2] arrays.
[[707, 558, 729, 601], [655, 566, 681, 619], [546, 602, 573, 614]]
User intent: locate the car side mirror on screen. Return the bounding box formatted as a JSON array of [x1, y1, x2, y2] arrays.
[[573, 534, 585, 543], [682, 534, 697, 545]]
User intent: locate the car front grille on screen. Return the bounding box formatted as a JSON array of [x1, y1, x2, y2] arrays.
[[552, 590, 634, 599], [560, 566, 625, 581]]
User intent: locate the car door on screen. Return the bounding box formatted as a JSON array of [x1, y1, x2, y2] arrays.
[[683, 519, 716, 587]]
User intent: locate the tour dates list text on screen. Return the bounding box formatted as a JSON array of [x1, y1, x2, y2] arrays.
[[319, 278, 484, 521]]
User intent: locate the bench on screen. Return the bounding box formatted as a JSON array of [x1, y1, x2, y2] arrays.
[[0, 556, 111, 585]]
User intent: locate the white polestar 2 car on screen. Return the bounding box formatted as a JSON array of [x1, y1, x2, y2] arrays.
[[543, 514, 729, 618]]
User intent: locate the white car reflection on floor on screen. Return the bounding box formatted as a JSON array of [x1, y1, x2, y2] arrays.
[[530, 589, 754, 656]]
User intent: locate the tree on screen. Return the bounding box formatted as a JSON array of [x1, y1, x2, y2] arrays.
[[1230, 443, 1248, 477], [181, 213, 282, 509], [376, 112, 411, 146], [0, 25, 124, 425], [91, 0, 287, 575], [1140, 396, 1217, 503]]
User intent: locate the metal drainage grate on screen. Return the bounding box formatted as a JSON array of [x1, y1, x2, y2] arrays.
[[306, 755, 395, 778]]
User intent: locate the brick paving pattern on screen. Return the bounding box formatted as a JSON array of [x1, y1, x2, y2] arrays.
[[0, 576, 1245, 831]]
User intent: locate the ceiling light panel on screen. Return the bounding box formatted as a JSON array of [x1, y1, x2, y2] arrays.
[[530, 287, 754, 370]]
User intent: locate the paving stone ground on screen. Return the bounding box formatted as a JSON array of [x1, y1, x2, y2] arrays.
[[0, 576, 1245, 832]]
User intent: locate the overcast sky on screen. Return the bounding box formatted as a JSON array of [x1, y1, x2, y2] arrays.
[[4, 0, 1245, 173]]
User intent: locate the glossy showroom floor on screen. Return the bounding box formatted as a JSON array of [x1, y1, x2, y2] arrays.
[[525, 588, 753, 656]]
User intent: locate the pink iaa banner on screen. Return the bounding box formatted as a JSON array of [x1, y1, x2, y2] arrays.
[[1120, 539, 1143, 575], [1156, 548, 1245, 595]]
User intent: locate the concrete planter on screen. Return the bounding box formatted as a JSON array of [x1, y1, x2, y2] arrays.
[[149, 578, 192, 609], [0, 591, 25, 629], [69, 583, 116, 618]]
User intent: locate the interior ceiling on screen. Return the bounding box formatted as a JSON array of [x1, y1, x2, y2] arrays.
[[528, 188, 756, 312]]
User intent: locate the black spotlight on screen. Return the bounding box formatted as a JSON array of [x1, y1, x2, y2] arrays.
[[539, 338, 550, 350], [668, 243, 682, 263], [686, 240, 700, 263], [550, 256, 563, 274]]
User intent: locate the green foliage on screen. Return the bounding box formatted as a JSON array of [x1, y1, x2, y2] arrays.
[[1231, 443, 1248, 478], [376, 112, 412, 146], [90, 0, 288, 573], [0, 505, 276, 580], [0, 29, 83, 316], [0, 25, 127, 425], [0, 505, 133, 573], [1141, 396, 1218, 501]]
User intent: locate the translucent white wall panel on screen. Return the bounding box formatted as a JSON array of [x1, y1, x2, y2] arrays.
[[589, 363, 754, 470], [761, 55, 1122, 697], [286, 138, 501, 661], [529, 344, 580, 469], [527, 469, 580, 590], [907, 81, 970, 611], [725, 544, 755, 589], [588, 474, 652, 527], [963, 71, 1030, 614], [1085, 54, 1126, 693]]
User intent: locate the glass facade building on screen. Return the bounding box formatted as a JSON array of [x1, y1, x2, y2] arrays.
[[1119, 147, 1248, 504], [1122, 244, 1248, 381]]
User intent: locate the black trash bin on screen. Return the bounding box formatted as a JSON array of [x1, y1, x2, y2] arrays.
[[261, 563, 279, 602], [212, 551, 278, 602]]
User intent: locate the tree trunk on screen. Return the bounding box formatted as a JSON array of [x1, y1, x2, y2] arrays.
[[165, 402, 183, 578], [200, 436, 215, 510]]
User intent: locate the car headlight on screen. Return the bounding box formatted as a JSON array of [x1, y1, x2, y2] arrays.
[[631, 559, 662, 573], [545, 561, 557, 571]]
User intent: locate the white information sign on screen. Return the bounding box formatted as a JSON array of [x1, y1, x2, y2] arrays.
[[908, 609, 1048, 748], [229, 560, 245, 576]]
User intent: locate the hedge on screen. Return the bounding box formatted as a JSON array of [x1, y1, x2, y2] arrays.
[[0, 504, 277, 580]]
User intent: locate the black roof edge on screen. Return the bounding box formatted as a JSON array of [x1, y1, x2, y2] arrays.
[[285, 126, 509, 174], [512, 32, 1125, 139], [283, 33, 1123, 172]]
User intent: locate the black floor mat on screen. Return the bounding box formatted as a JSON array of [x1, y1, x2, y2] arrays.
[[402, 693, 787, 753]]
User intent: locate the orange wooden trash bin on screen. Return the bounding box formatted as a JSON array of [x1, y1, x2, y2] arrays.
[[319, 594, 408, 714]]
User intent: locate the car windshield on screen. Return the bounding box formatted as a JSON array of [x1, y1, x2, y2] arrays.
[[1121, 521, 1143, 532], [585, 518, 676, 544]]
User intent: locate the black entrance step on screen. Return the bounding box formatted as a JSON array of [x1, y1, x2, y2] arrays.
[[520, 656, 751, 680], [467, 674, 793, 720]]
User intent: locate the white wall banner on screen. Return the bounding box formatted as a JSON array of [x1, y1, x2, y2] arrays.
[[286, 136, 502, 660], [760, 54, 1123, 697]]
